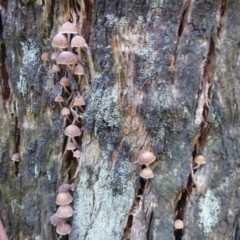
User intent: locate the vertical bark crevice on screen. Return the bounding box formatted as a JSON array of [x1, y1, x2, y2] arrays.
[[217, 0, 227, 37], [0, 10, 10, 103]]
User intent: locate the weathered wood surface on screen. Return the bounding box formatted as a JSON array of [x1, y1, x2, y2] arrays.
[[0, 0, 240, 240]]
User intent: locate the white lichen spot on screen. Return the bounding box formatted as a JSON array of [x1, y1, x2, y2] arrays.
[[198, 189, 221, 235]]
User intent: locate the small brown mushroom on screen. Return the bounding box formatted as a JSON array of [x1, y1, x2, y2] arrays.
[[64, 124, 82, 150], [73, 150, 82, 162], [168, 55, 175, 64], [193, 155, 206, 169], [51, 33, 68, 51], [57, 51, 78, 72], [12, 152, 20, 162], [60, 77, 71, 94], [56, 192, 73, 206], [168, 64, 175, 73], [174, 219, 184, 229], [41, 52, 49, 61], [55, 95, 64, 108], [59, 22, 78, 51], [56, 223, 72, 235], [140, 167, 154, 179], [137, 151, 156, 167], [51, 52, 60, 61], [56, 205, 73, 218], [58, 184, 72, 193], [52, 64, 60, 74], [71, 35, 87, 61], [66, 142, 76, 152], [74, 64, 85, 86], [50, 213, 66, 227]]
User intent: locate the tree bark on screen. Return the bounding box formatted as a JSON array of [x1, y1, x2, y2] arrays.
[[0, 0, 240, 240]]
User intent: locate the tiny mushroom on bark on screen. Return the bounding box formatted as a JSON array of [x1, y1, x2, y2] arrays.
[[51, 33, 68, 51], [73, 150, 82, 162], [140, 167, 154, 179], [56, 192, 73, 206], [59, 22, 78, 51], [60, 77, 71, 94], [41, 52, 49, 66], [137, 151, 156, 167], [51, 52, 60, 61], [52, 64, 60, 74], [12, 152, 20, 162], [56, 223, 72, 235], [193, 155, 206, 169], [66, 142, 76, 152], [168, 55, 175, 64], [57, 51, 78, 72], [64, 124, 82, 150], [174, 219, 184, 229], [50, 213, 66, 227], [71, 35, 87, 61], [74, 64, 85, 86], [168, 64, 175, 73], [56, 205, 74, 218], [55, 95, 64, 108], [58, 183, 72, 193]]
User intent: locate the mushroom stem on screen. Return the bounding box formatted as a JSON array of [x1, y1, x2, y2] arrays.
[[85, 46, 96, 78], [72, 155, 82, 179], [58, 102, 63, 108], [67, 33, 71, 51], [77, 47, 82, 62], [78, 75, 81, 86], [71, 137, 81, 150], [192, 164, 200, 169], [63, 86, 71, 95]]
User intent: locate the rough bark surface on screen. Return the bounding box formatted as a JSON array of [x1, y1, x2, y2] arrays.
[[0, 0, 240, 240]]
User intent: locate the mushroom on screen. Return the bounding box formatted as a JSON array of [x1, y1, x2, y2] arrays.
[[51, 52, 60, 61], [64, 124, 82, 150], [58, 183, 72, 193], [193, 155, 206, 169], [174, 219, 184, 229], [61, 107, 71, 125], [168, 65, 175, 73], [50, 213, 66, 227], [168, 55, 175, 64], [56, 223, 72, 235], [56, 192, 73, 206], [66, 142, 76, 153], [74, 63, 85, 86], [54, 95, 64, 108], [70, 96, 85, 124], [56, 205, 73, 218], [52, 64, 60, 74], [71, 35, 87, 61], [51, 33, 68, 51], [140, 167, 154, 179], [73, 150, 81, 162], [60, 77, 71, 94], [137, 151, 156, 167], [56, 51, 78, 72], [41, 52, 49, 67], [11, 152, 20, 162], [59, 22, 78, 51]]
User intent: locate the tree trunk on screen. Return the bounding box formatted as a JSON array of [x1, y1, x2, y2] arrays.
[[0, 0, 240, 240]]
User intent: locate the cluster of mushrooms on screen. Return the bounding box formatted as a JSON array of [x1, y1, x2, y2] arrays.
[[168, 55, 175, 73], [50, 183, 75, 235], [41, 21, 89, 237]]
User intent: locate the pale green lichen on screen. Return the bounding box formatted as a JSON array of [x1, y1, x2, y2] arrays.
[[198, 189, 221, 235], [17, 39, 39, 96]]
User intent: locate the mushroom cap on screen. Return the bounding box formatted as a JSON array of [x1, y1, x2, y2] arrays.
[[74, 64, 84, 76], [56, 223, 72, 235], [168, 65, 175, 72], [73, 96, 85, 106], [55, 95, 64, 102], [64, 124, 81, 137], [56, 192, 73, 205], [71, 35, 87, 47], [59, 22, 78, 34], [194, 155, 206, 165], [51, 52, 60, 60], [137, 151, 156, 165], [52, 33, 68, 48], [66, 142, 76, 151], [52, 64, 60, 73], [73, 150, 81, 158], [58, 184, 72, 193], [174, 219, 184, 229], [57, 51, 78, 65], [60, 77, 70, 86], [168, 55, 175, 64], [140, 168, 154, 179], [56, 205, 73, 218], [12, 152, 20, 162], [50, 213, 66, 226], [61, 107, 70, 116], [41, 52, 49, 61]]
